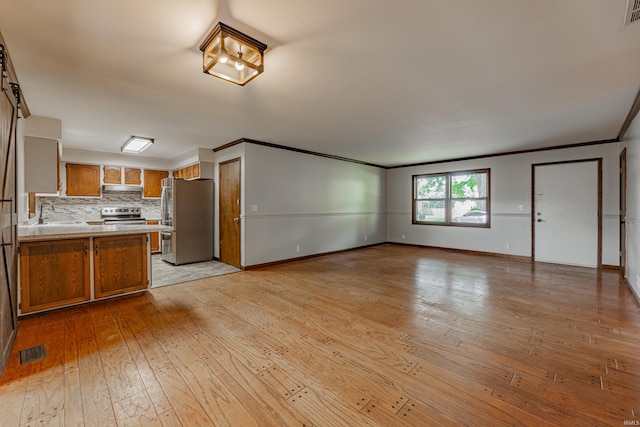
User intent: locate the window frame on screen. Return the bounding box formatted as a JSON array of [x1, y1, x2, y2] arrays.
[[412, 168, 491, 228]]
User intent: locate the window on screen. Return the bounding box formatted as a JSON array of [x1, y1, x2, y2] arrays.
[[413, 169, 490, 227]]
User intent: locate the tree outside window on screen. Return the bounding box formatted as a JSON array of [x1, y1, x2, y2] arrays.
[[413, 169, 490, 227]]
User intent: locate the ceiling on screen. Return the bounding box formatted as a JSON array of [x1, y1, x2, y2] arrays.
[[1, 0, 639, 167]]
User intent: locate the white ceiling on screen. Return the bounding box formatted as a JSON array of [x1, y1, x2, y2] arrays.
[[1, 0, 639, 167]]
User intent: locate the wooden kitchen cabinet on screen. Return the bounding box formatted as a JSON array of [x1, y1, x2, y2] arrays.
[[147, 220, 160, 254], [143, 169, 168, 198], [19, 239, 91, 314], [124, 167, 141, 185], [94, 234, 148, 298], [66, 163, 101, 196], [174, 163, 200, 180], [103, 166, 121, 184]]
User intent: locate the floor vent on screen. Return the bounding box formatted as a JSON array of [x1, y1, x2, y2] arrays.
[[19, 345, 46, 364], [625, 0, 640, 26]]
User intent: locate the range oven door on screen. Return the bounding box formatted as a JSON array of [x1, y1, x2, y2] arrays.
[[160, 231, 174, 264]]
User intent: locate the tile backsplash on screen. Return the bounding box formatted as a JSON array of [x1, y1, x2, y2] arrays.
[[36, 192, 161, 222]]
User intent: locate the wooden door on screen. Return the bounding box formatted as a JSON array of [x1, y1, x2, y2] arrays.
[[66, 163, 100, 196], [0, 74, 18, 369], [94, 234, 148, 298], [219, 159, 241, 268], [533, 160, 601, 268], [620, 149, 627, 278], [20, 239, 91, 313]]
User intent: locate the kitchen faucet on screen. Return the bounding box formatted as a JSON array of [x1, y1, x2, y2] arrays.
[[38, 201, 55, 224]]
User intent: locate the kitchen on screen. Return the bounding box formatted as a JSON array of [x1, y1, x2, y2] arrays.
[[18, 116, 231, 316]]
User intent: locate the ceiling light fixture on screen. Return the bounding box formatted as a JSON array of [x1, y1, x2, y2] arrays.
[[199, 22, 267, 86], [122, 136, 154, 154]]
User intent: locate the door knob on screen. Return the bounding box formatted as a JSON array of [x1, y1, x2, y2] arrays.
[[537, 219, 545, 222], [233, 217, 239, 222]]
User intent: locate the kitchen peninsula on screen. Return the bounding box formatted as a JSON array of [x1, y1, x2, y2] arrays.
[[18, 222, 171, 315]]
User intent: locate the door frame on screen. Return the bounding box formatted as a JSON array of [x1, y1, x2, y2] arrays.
[[620, 148, 627, 278], [531, 158, 602, 268], [218, 157, 242, 268]]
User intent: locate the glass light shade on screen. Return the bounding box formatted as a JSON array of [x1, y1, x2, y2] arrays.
[[200, 22, 267, 86], [122, 136, 153, 153]]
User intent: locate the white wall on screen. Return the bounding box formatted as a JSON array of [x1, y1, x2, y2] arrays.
[[240, 144, 387, 267], [387, 143, 620, 265], [621, 114, 640, 299]]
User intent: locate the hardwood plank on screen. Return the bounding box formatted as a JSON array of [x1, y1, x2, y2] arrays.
[[2, 244, 639, 426], [74, 308, 117, 426], [113, 391, 162, 426]]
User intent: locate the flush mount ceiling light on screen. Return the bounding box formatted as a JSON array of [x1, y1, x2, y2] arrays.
[[122, 136, 153, 154], [199, 22, 267, 86]]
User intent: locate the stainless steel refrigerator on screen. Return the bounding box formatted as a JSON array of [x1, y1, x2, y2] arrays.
[[160, 178, 214, 265]]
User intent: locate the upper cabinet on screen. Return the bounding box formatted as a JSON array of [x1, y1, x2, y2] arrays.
[[66, 163, 100, 197], [103, 166, 121, 184], [24, 137, 60, 193], [143, 169, 168, 198], [172, 161, 213, 180], [103, 166, 141, 185], [124, 167, 141, 185]]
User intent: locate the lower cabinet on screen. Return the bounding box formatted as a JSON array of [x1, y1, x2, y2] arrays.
[[94, 235, 148, 299], [20, 239, 91, 314], [19, 234, 149, 314], [147, 220, 160, 254]]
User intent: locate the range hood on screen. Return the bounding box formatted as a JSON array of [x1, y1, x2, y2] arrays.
[[102, 185, 143, 192]]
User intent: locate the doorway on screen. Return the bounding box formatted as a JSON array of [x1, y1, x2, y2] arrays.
[[219, 158, 241, 268], [620, 148, 627, 278], [532, 159, 602, 268]]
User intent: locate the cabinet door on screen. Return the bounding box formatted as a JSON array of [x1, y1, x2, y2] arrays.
[[66, 163, 100, 196], [124, 167, 141, 185], [103, 166, 122, 184], [24, 137, 59, 193], [94, 234, 148, 298], [20, 239, 91, 313], [147, 220, 160, 253], [143, 169, 168, 198]]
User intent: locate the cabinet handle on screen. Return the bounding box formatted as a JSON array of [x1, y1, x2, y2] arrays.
[[95, 245, 99, 255], [85, 245, 88, 257]]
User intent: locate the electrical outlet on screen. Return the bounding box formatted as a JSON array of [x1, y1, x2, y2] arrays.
[[364, 235, 368, 241], [401, 234, 406, 240], [296, 245, 300, 252], [505, 243, 510, 249]]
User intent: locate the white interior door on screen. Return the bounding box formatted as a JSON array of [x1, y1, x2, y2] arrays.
[[534, 161, 600, 268]]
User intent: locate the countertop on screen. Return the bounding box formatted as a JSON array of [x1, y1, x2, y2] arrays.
[[18, 223, 172, 242]]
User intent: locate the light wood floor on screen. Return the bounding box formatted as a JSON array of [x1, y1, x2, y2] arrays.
[[1, 244, 639, 426]]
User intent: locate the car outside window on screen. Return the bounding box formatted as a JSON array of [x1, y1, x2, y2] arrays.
[[413, 169, 490, 227]]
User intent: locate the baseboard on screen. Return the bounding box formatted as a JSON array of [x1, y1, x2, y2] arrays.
[[243, 243, 386, 270], [625, 277, 640, 305], [390, 241, 532, 261], [244, 241, 620, 271]]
